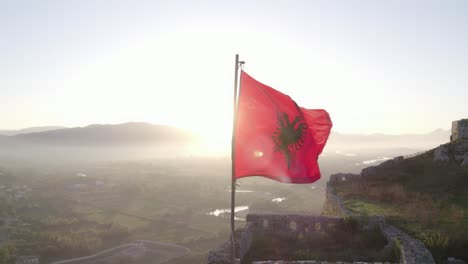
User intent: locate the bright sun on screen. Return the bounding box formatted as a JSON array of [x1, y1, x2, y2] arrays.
[[185, 106, 233, 156]]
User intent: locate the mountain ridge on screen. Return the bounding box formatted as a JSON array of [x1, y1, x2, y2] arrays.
[[8, 122, 196, 146], [0, 126, 66, 136], [327, 129, 450, 150]]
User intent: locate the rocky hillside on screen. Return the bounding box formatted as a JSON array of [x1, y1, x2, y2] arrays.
[[433, 140, 468, 166], [325, 139, 468, 263]]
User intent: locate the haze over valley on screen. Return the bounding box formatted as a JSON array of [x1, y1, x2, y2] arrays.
[[0, 121, 452, 263]]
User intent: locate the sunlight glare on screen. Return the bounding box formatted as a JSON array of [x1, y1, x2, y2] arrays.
[[254, 150, 264, 158]]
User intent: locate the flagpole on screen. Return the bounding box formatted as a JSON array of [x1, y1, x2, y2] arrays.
[[231, 54, 242, 263]]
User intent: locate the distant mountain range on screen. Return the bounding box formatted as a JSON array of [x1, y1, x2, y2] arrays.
[[0, 122, 451, 164], [0, 122, 195, 146], [0, 123, 449, 150], [0, 123, 200, 162], [326, 129, 450, 151], [0, 126, 65, 136]]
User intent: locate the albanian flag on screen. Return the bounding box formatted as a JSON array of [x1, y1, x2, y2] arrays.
[[234, 71, 332, 183]]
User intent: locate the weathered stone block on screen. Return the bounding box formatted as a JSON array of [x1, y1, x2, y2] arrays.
[[452, 119, 468, 141]]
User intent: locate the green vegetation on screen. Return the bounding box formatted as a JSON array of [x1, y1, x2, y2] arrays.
[[344, 198, 400, 216], [0, 158, 324, 263], [0, 160, 232, 263], [334, 146, 468, 263]]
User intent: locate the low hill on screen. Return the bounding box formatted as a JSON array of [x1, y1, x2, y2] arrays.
[[330, 140, 468, 263]]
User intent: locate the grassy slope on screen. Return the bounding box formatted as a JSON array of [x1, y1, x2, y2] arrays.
[[334, 143, 468, 263]]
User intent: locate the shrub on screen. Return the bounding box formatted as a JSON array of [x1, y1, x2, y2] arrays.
[[421, 231, 449, 249]]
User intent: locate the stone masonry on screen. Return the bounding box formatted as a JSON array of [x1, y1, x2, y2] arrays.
[[208, 214, 384, 264], [208, 170, 436, 264], [452, 119, 468, 141], [208, 211, 434, 264]]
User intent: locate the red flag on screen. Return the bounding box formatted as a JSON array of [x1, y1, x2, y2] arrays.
[[234, 71, 332, 183]]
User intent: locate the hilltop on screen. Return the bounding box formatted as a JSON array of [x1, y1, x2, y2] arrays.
[[328, 138, 468, 263]]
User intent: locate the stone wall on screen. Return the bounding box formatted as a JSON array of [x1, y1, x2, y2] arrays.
[[209, 169, 436, 264], [208, 214, 393, 264], [452, 119, 468, 141], [246, 213, 353, 236], [208, 212, 435, 264], [321, 174, 355, 217]]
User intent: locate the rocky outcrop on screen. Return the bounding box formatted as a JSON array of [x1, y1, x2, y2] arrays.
[[434, 145, 450, 162], [453, 141, 468, 162], [433, 141, 468, 164], [461, 153, 468, 167]]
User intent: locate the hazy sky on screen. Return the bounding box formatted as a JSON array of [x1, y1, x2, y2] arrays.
[[1, 0, 467, 135]]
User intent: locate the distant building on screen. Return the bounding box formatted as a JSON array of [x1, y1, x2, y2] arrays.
[[15, 256, 40, 264], [452, 118, 468, 141]]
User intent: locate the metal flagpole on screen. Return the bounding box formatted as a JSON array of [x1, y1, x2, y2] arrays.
[[231, 54, 243, 263]]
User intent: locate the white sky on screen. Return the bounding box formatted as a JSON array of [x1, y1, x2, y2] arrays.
[[1, 0, 467, 135]]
